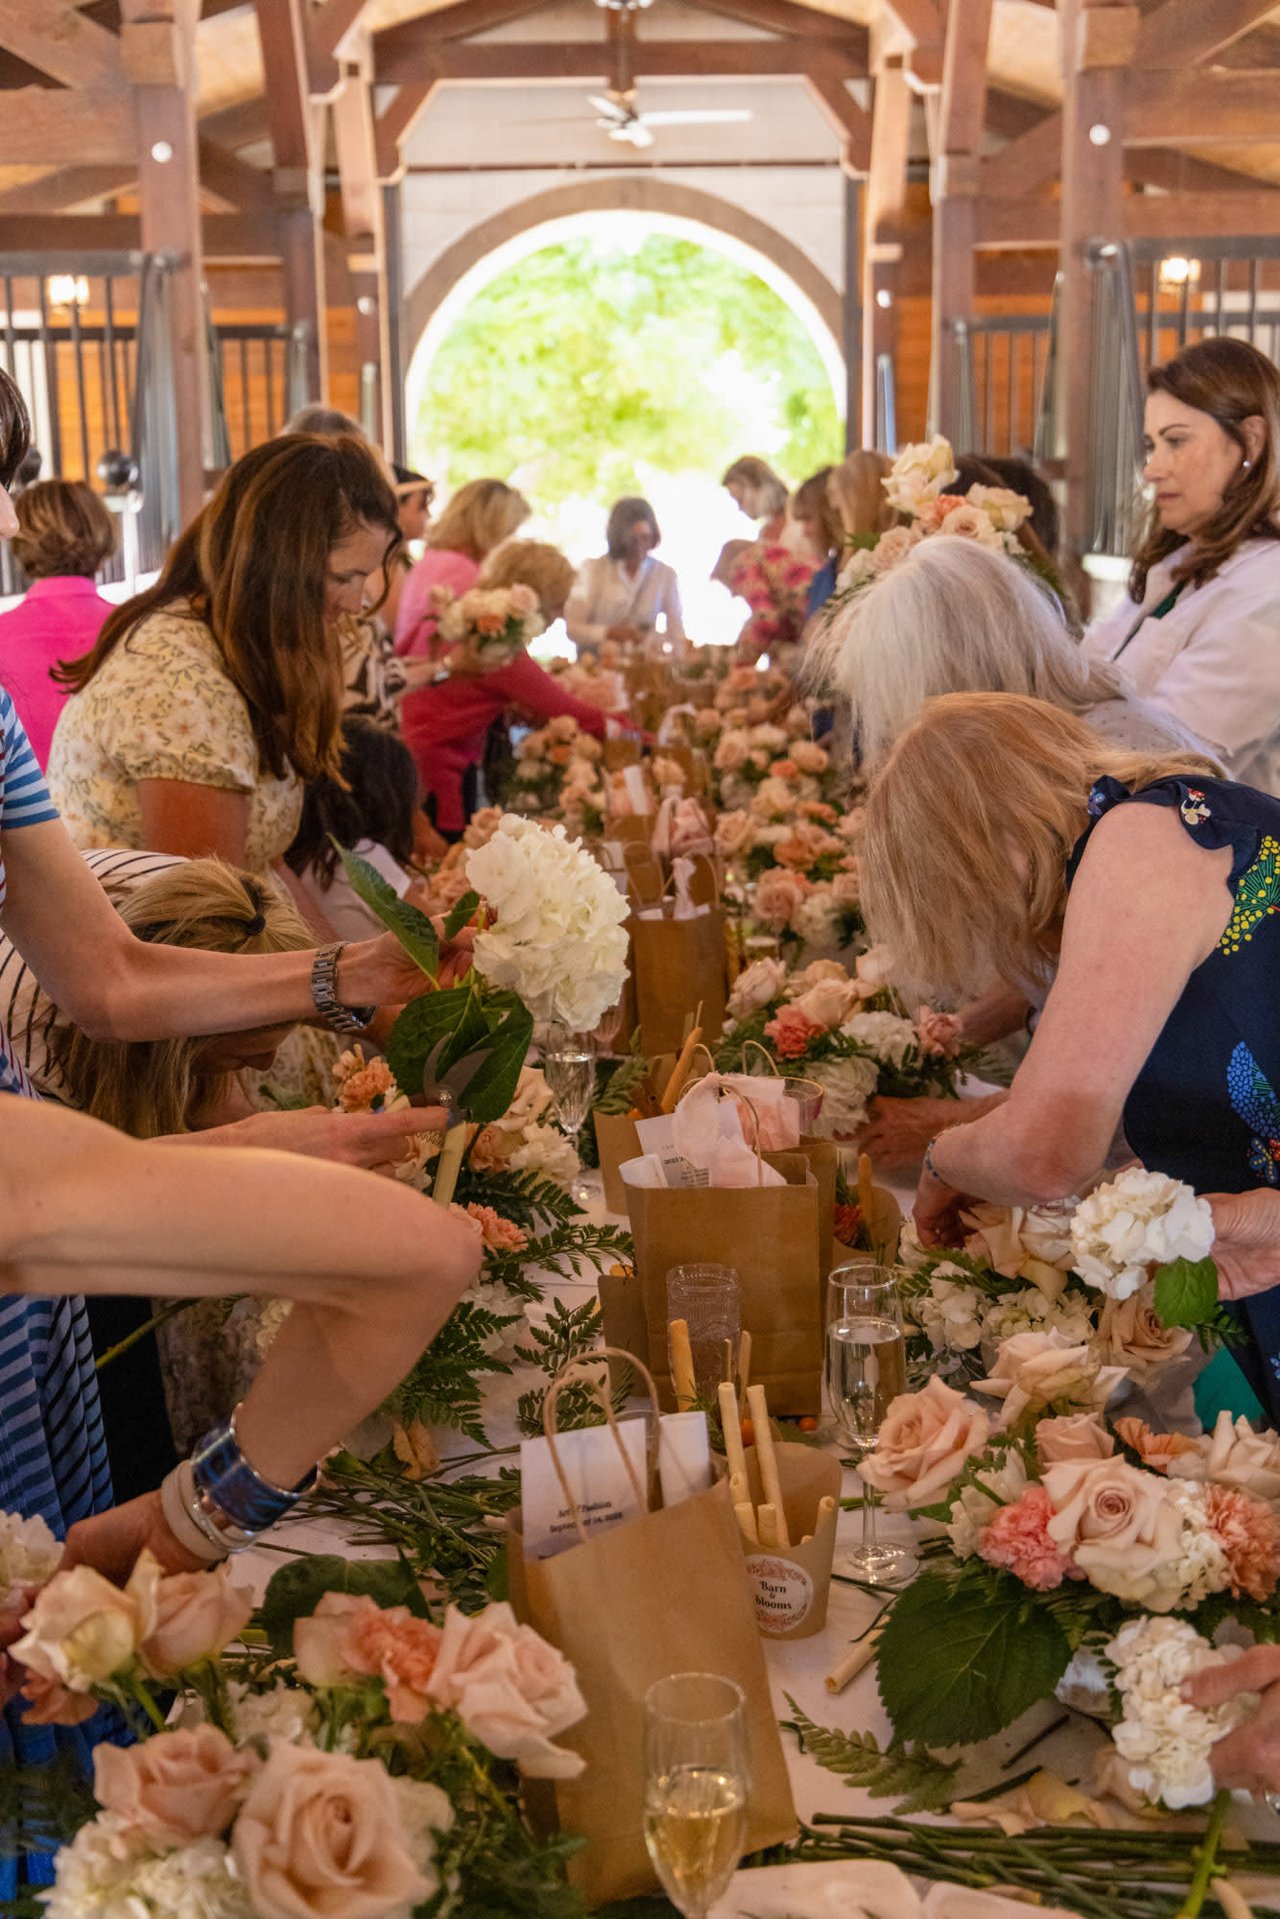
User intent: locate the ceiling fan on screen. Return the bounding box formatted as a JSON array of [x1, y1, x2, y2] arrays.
[[586, 1, 753, 148]]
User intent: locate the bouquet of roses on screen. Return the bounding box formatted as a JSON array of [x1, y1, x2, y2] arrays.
[[717, 953, 966, 1138], [862, 1351, 1280, 1819], [710, 712, 837, 815], [430, 581, 544, 675], [1, 1538, 589, 1919], [498, 716, 607, 833], [717, 801, 864, 954]]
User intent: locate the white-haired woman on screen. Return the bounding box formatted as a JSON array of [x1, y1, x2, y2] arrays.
[[817, 535, 1209, 1166]]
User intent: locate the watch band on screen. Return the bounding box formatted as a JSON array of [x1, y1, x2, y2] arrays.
[[310, 942, 375, 1033]]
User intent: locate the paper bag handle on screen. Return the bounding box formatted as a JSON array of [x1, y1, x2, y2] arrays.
[[741, 1039, 781, 1078], [542, 1347, 661, 1548]]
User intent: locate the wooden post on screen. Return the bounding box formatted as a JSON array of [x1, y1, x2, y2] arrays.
[[256, 0, 326, 404], [1055, 0, 1136, 563], [332, 44, 392, 447], [928, 0, 992, 444], [861, 51, 913, 447], [121, 0, 207, 523]]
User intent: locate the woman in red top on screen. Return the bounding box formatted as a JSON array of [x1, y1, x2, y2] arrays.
[[401, 541, 626, 836]]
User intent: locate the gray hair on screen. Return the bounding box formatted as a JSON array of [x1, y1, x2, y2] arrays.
[[818, 535, 1122, 769]]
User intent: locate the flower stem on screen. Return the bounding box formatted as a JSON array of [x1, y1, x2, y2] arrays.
[[1175, 1789, 1232, 1919], [431, 1120, 475, 1210], [94, 1296, 208, 1372]]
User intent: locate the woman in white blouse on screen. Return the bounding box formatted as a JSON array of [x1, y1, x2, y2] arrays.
[[1084, 336, 1280, 793], [565, 496, 685, 654]]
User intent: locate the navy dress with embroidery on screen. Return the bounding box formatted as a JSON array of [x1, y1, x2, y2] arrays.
[[1068, 772, 1280, 1421]]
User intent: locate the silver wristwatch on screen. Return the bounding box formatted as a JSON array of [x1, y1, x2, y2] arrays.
[[310, 942, 375, 1032]]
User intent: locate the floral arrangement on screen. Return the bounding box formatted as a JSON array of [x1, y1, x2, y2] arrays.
[[724, 541, 815, 660], [718, 802, 864, 954], [546, 657, 626, 712], [716, 952, 965, 1138], [497, 715, 606, 834], [429, 581, 544, 675], [1, 1542, 590, 1919], [862, 1357, 1280, 1824]]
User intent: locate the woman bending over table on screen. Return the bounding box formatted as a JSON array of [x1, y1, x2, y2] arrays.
[[861, 691, 1280, 1422]]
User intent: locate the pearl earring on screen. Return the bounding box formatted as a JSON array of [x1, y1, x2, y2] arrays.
[[1243, 459, 1253, 470]]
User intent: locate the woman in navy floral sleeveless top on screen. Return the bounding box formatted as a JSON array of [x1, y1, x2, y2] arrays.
[[861, 692, 1280, 1423]]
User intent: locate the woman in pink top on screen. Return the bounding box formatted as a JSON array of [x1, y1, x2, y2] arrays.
[[0, 480, 116, 765], [394, 477, 530, 663], [401, 541, 625, 835]]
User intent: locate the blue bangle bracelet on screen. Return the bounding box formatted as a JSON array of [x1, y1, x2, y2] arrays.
[[191, 1408, 318, 1536]]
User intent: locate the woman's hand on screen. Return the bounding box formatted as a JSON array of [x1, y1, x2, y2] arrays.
[[1183, 1645, 1280, 1795], [606, 622, 644, 645], [62, 1492, 204, 1582], [345, 923, 476, 1005], [1206, 1188, 1280, 1301], [222, 1104, 448, 1170], [912, 1160, 974, 1249]]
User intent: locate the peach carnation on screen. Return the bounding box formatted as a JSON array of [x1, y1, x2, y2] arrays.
[[977, 1485, 1079, 1591], [464, 1203, 528, 1254], [1204, 1482, 1280, 1602], [468, 1124, 512, 1171], [1114, 1417, 1203, 1474], [294, 1593, 444, 1723], [763, 1005, 824, 1060], [333, 1047, 398, 1113]]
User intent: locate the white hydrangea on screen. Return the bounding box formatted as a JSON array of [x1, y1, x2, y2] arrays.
[[466, 816, 629, 1033], [44, 1817, 252, 1919], [839, 1010, 920, 1071], [915, 1276, 985, 1355], [1105, 1617, 1253, 1810], [508, 1121, 579, 1186], [1164, 1482, 1233, 1610], [807, 1054, 880, 1139], [228, 1680, 318, 1749], [792, 886, 839, 952], [985, 1286, 1094, 1349], [0, 1508, 60, 1602], [1070, 1169, 1214, 1302], [946, 1447, 1028, 1559]]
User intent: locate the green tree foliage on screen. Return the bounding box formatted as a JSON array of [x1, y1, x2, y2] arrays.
[[415, 234, 842, 507]]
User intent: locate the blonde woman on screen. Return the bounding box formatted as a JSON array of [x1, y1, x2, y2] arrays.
[[721, 454, 789, 543], [394, 477, 531, 663], [828, 449, 894, 543], [862, 691, 1280, 1421]]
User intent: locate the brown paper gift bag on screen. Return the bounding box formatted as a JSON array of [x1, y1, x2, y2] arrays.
[[628, 905, 727, 1053], [624, 1149, 823, 1415], [506, 1355, 797, 1906]]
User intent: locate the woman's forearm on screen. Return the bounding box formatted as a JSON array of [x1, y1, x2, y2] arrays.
[[926, 1094, 1112, 1208]]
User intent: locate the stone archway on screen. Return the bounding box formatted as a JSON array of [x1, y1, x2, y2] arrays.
[[398, 175, 845, 410]]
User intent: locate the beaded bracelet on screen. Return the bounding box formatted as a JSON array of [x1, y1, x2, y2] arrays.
[[922, 1134, 948, 1184]]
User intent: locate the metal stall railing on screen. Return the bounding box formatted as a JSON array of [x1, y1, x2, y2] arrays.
[[948, 313, 1053, 461], [873, 352, 898, 455]]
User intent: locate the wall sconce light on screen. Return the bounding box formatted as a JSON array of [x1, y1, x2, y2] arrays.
[[1157, 255, 1201, 293], [47, 275, 90, 309]]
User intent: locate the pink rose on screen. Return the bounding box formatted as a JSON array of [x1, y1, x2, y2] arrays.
[[294, 1592, 444, 1723], [233, 1741, 439, 1919], [714, 809, 757, 859], [763, 1005, 824, 1061], [727, 956, 788, 1020], [752, 868, 810, 931], [426, 1601, 586, 1779], [13, 1553, 159, 1692], [830, 866, 861, 910], [141, 1564, 254, 1679], [1042, 1458, 1187, 1609], [95, 1726, 253, 1848], [713, 731, 750, 774], [858, 1376, 993, 1512], [1100, 1285, 1194, 1377], [977, 1485, 1079, 1591], [1036, 1414, 1116, 1468]]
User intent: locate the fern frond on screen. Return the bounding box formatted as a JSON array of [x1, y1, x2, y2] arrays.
[[783, 1696, 958, 1815]]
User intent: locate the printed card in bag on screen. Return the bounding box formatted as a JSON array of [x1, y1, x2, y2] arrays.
[[520, 1418, 648, 1561]]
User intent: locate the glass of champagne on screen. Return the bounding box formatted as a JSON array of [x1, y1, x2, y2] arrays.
[[643, 1672, 749, 1919], [825, 1263, 917, 1588], [541, 1023, 596, 1200]]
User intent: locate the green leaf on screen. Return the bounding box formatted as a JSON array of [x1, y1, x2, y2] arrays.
[[782, 1695, 958, 1815], [386, 983, 533, 1121], [876, 1568, 1071, 1747], [443, 888, 481, 939], [334, 841, 439, 975], [259, 1554, 429, 1656], [1153, 1255, 1221, 1329]]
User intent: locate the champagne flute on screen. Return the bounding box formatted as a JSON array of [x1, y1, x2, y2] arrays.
[[643, 1673, 749, 1919], [825, 1263, 917, 1588], [541, 1023, 596, 1200]]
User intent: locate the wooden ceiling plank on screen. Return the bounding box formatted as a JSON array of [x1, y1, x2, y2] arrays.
[[1126, 144, 1273, 194], [0, 88, 136, 165], [307, 0, 370, 100], [378, 38, 862, 84], [804, 70, 870, 172], [688, 0, 868, 52], [882, 0, 943, 48], [254, 0, 312, 173], [0, 0, 124, 90], [980, 108, 1061, 199], [375, 0, 560, 57], [1127, 67, 1280, 143], [374, 76, 438, 181], [1133, 0, 1280, 68], [198, 134, 276, 209], [1125, 188, 1280, 238]]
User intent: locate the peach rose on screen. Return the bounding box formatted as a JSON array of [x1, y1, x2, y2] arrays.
[[857, 1376, 993, 1512], [141, 1564, 254, 1680], [713, 730, 750, 774], [1169, 1410, 1280, 1507], [233, 1741, 440, 1919], [789, 739, 829, 775], [1099, 1284, 1194, 1377], [294, 1592, 444, 1723], [752, 868, 810, 930], [974, 1331, 1127, 1428], [714, 809, 757, 859], [1114, 1417, 1202, 1474], [830, 866, 861, 910], [727, 956, 788, 1019], [13, 1552, 159, 1692], [425, 1601, 586, 1779], [1036, 1414, 1116, 1468], [1042, 1458, 1187, 1609], [94, 1726, 253, 1848], [790, 977, 863, 1031]]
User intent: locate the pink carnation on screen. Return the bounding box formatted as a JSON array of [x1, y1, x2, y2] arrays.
[[763, 1005, 824, 1061], [977, 1485, 1079, 1591], [464, 1203, 528, 1254], [1204, 1482, 1280, 1602]]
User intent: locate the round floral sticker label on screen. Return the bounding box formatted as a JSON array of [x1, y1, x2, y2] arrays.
[[745, 1553, 814, 1635]]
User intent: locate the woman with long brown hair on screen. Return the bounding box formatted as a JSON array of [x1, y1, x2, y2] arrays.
[[862, 690, 1280, 1424], [1084, 336, 1280, 793], [47, 434, 399, 877]]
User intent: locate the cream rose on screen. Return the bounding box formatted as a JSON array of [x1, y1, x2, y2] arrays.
[[94, 1726, 253, 1848], [784, 959, 846, 997], [1099, 1284, 1194, 1378], [726, 956, 788, 1020], [790, 976, 862, 1031], [857, 1376, 993, 1512], [1168, 1409, 1280, 1505], [752, 868, 809, 931], [425, 1602, 586, 1779], [14, 1552, 159, 1692], [232, 1742, 439, 1919], [141, 1565, 254, 1680], [789, 739, 829, 775], [713, 730, 750, 774], [974, 1331, 1127, 1428], [1042, 1458, 1186, 1609], [830, 865, 862, 910], [714, 809, 757, 859], [1036, 1414, 1116, 1468]]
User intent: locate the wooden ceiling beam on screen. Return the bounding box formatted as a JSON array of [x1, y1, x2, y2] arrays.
[[0, 210, 283, 258], [973, 196, 1059, 248], [331, 62, 380, 242], [980, 108, 1061, 198], [0, 0, 124, 89], [377, 0, 557, 45], [254, 0, 313, 176], [1125, 189, 1280, 238], [1133, 0, 1280, 67], [804, 71, 870, 173], [374, 75, 439, 181], [0, 88, 136, 164], [307, 0, 370, 101], [378, 39, 863, 84], [1126, 67, 1280, 143], [1126, 145, 1271, 194], [198, 134, 276, 210], [689, 0, 868, 54]]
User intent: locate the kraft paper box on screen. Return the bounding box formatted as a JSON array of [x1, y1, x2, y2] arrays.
[[738, 1441, 843, 1640]]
